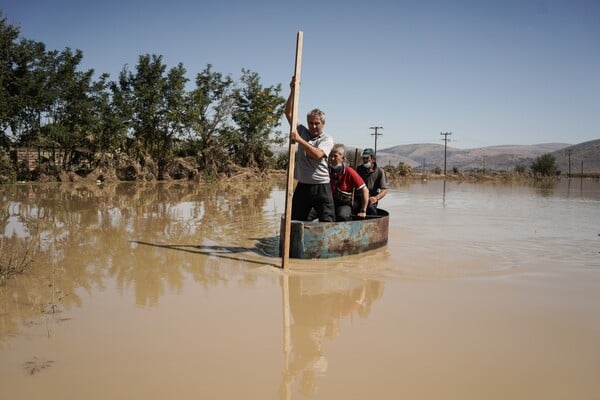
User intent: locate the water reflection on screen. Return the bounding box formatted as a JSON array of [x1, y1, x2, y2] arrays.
[[566, 177, 589, 198], [280, 274, 384, 399], [533, 179, 557, 197], [443, 179, 446, 205], [0, 180, 280, 346], [1, 179, 599, 399], [433, 176, 600, 204]]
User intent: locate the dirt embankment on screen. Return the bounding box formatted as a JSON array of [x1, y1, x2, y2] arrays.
[[29, 152, 277, 184]]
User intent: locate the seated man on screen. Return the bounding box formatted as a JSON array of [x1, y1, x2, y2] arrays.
[[355, 148, 388, 215], [328, 145, 369, 221]]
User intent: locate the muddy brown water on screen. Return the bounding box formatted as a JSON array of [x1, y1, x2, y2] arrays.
[[1, 178, 599, 399]]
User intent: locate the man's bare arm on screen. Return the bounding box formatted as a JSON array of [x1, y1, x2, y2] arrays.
[[284, 76, 297, 125]]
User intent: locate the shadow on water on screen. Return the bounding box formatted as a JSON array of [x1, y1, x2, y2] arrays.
[[131, 239, 282, 268], [251, 235, 281, 257]]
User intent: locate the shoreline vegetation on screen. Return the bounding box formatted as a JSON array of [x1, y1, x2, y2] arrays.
[[4, 140, 598, 185], [5, 160, 599, 186]]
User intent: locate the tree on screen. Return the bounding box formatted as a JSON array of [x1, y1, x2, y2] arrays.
[[118, 54, 189, 177], [530, 153, 558, 176], [187, 64, 235, 175], [43, 48, 97, 168], [160, 63, 188, 167], [0, 13, 21, 144], [0, 14, 48, 146], [398, 162, 413, 176], [0, 147, 15, 183], [90, 73, 129, 153], [0, 14, 298, 180], [230, 69, 285, 169]]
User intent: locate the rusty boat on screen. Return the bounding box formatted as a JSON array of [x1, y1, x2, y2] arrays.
[[280, 209, 389, 259]]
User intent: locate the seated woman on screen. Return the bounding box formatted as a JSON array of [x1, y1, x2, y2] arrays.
[[328, 145, 369, 221]]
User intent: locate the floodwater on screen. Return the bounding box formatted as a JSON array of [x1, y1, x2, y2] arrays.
[[1, 178, 599, 399]]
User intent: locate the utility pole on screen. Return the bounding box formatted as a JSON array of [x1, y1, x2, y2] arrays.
[[370, 126, 383, 155], [568, 149, 572, 177], [440, 132, 452, 175]]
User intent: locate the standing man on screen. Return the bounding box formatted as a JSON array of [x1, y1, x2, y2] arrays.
[[355, 148, 388, 215], [285, 76, 335, 222]]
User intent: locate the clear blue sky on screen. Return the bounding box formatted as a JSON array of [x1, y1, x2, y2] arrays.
[[3, 0, 599, 149]]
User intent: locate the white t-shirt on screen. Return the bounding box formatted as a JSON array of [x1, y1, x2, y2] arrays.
[[294, 124, 333, 184]]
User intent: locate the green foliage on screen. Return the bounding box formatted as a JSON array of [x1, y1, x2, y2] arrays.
[[0, 147, 16, 183], [273, 153, 289, 170], [187, 64, 236, 175], [91, 74, 128, 153], [119, 56, 171, 171], [0, 16, 288, 179], [0, 13, 20, 134], [0, 14, 49, 144], [398, 162, 413, 176], [230, 69, 285, 170], [115, 55, 195, 178], [530, 153, 558, 176]]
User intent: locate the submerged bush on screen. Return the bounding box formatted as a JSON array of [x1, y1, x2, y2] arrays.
[[0, 234, 38, 284]]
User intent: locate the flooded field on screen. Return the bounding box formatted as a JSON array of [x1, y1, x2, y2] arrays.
[[1, 178, 599, 399]]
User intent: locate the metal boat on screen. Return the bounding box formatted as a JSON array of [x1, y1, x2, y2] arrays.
[[280, 209, 389, 259]]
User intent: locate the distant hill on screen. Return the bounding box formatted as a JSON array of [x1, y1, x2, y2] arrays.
[[378, 141, 600, 173], [550, 139, 600, 174], [271, 139, 600, 173]]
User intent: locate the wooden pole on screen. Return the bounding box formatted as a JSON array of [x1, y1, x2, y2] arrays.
[[281, 31, 303, 269]]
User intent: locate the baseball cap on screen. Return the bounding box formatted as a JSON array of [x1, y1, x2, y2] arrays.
[[361, 148, 375, 157]]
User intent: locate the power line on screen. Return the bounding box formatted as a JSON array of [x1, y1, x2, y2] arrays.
[[370, 126, 383, 155], [440, 132, 452, 174]]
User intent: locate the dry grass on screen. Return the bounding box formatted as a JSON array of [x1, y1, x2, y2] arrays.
[[0, 234, 39, 285]]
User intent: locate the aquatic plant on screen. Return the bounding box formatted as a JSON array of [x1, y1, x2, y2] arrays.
[[23, 357, 54, 375]]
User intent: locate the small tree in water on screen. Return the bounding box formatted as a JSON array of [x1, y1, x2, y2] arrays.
[[530, 153, 558, 176], [397, 162, 412, 176]]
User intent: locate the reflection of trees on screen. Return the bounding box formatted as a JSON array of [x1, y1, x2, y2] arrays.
[[0, 180, 276, 347], [530, 179, 557, 197], [281, 275, 384, 398]]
